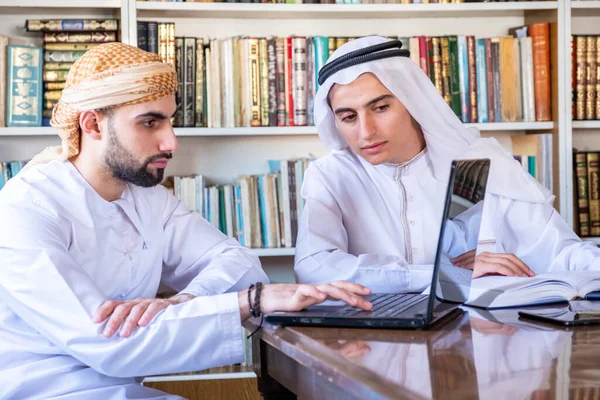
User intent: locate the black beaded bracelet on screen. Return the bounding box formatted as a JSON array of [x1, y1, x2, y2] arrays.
[[252, 282, 263, 318], [247, 284, 255, 317]]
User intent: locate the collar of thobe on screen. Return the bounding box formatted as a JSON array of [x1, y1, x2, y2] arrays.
[[372, 146, 430, 181]]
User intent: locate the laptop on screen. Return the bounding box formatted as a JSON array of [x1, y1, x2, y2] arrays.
[[266, 158, 491, 329]]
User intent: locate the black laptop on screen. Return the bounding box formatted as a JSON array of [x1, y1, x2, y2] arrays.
[[266, 158, 491, 329]]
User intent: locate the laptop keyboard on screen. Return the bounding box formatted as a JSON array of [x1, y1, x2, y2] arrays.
[[331, 293, 428, 318]]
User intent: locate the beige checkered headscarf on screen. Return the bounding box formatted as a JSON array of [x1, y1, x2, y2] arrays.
[[27, 42, 177, 168]]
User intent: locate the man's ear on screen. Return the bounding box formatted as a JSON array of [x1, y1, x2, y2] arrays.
[[79, 111, 103, 141]]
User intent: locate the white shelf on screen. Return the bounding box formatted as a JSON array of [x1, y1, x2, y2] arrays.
[[252, 247, 295, 257], [0, 0, 120, 8], [583, 237, 600, 245], [143, 371, 256, 383], [465, 122, 553, 131], [174, 127, 317, 137], [0, 127, 56, 136], [571, 1, 600, 9], [0, 122, 554, 137], [572, 121, 600, 129], [136, 1, 557, 19]]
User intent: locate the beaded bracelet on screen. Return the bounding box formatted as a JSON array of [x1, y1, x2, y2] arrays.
[[252, 282, 263, 318]]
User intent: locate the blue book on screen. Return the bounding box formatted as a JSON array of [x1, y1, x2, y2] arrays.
[[7, 46, 43, 127], [313, 37, 330, 91], [476, 39, 488, 123], [457, 36, 470, 123], [257, 176, 268, 248]]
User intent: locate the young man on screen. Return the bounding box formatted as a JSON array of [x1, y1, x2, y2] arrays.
[[295, 36, 600, 293], [0, 43, 372, 399]]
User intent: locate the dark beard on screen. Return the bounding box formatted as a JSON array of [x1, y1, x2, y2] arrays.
[[104, 120, 172, 188]]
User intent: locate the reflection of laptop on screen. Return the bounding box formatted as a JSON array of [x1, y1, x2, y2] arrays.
[[266, 159, 491, 329]]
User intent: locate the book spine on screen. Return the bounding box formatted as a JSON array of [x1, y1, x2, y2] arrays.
[[596, 37, 600, 120], [575, 36, 586, 121], [26, 19, 118, 32], [586, 36, 597, 120], [448, 36, 461, 119], [44, 81, 65, 92], [195, 38, 205, 127], [44, 43, 100, 51], [306, 37, 315, 126], [286, 37, 295, 126], [314, 36, 329, 91], [467, 35, 478, 123], [147, 22, 158, 54], [292, 37, 307, 126], [137, 22, 148, 52], [521, 37, 536, 122], [588, 152, 600, 236], [43, 31, 116, 43], [275, 38, 286, 126], [183, 37, 196, 127], [476, 39, 488, 123], [44, 51, 85, 63], [158, 23, 168, 64], [167, 23, 176, 68], [500, 36, 517, 122], [42, 70, 69, 82], [485, 38, 495, 123], [0, 35, 8, 127], [575, 152, 590, 237], [529, 22, 552, 122], [418, 36, 430, 76], [491, 38, 502, 122], [259, 38, 270, 126], [512, 37, 523, 122], [440, 37, 452, 108], [232, 38, 242, 128], [222, 38, 235, 128], [431, 37, 443, 98], [267, 38, 278, 127], [174, 37, 184, 127], [457, 36, 470, 123], [7, 46, 43, 127], [248, 37, 261, 127]]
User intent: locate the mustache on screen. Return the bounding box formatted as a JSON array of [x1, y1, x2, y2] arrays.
[[145, 153, 173, 164]]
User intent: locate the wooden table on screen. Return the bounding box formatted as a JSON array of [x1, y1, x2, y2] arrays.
[[243, 306, 600, 400]]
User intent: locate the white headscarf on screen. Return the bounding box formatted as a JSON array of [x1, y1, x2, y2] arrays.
[[314, 36, 553, 204]]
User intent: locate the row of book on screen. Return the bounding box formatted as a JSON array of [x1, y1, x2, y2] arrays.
[[574, 151, 600, 237], [512, 134, 553, 194], [26, 20, 121, 126], [401, 23, 551, 124], [138, 29, 550, 130], [572, 35, 600, 121], [0, 20, 121, 127], [165, 157, 311, 249]]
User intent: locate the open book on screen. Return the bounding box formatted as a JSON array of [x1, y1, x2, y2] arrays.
[[464, 271, 600, 309]]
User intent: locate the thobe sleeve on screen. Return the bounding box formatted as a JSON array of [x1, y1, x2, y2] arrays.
[[0, 202, 244, 378], [158, 186, 269, 297], [495, 196, 600, 273], [294, 168, 433, 293]]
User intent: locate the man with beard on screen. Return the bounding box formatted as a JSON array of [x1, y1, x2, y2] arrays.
[[0, 43, 371, 400]]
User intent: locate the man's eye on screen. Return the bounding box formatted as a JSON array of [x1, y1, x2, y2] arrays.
[[376, 105, 389, 112], [143, 120, 157, 128], [342, 115, 356, 123]]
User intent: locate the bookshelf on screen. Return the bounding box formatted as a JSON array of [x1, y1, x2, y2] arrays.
[[569, 1, 600, 243]]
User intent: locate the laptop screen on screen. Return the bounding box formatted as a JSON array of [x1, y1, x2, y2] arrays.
[[426, 159, 491, 323]]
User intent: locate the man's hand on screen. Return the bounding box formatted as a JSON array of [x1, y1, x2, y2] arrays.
[[452, 250, 535, 278], [239, 281, 372, 321], [93, 293, 195, 338]]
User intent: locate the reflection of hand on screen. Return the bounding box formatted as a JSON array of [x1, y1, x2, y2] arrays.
[[452, 251, 535, 278], [317, 339, 372, 359], [470, 316, 518, 336]]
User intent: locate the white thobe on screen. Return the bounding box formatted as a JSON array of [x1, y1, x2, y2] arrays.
[[295, 148, 600, 293], [295, 149, 443, 293], [0, 160, 269, 400]]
